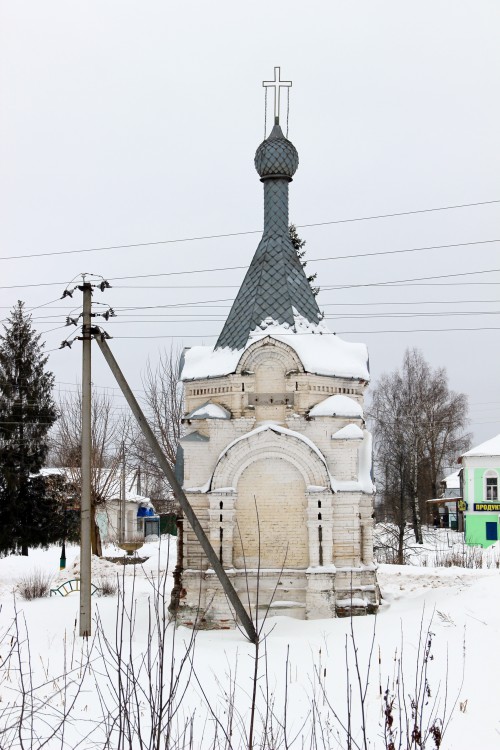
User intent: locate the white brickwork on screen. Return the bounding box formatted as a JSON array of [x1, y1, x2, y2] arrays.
[[177, 337, 379, 627]]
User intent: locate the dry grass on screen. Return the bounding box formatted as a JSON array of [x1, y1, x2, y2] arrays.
[[374, 523, 500, 569], [95, 575, 118, 596], [423, 544, 500, 569], [17, 569, 53, 600]]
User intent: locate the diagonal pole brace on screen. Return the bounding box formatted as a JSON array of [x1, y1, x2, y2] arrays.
[[93, 332, 258, 644]]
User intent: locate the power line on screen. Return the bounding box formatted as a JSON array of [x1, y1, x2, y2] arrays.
[[100, 327, 500, 339], [2, 246, 500, 291], [29, 305, 500, 322], [112, 297, 500, 310], [323, 266, 500, 291], [116, 281, 500, 290], [99, 238, 499, 282], [110, 267, 500, 290], [311, 238, 500, 264], [32, 310, 500, 326], [1, 198, 498, 261], [0, 297, 68, 325], [113, 297, 500, 312], [5, 296, 500, 312]]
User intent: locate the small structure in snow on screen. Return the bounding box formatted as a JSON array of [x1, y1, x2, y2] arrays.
[[97, 491, 160, 552], [92, 471, 160, 552]]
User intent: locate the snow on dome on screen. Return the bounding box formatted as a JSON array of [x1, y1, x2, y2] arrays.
[[180, 322, 369, 382], [309, 394, 364, 419], [462, 434, 500, 458], [186, 401, 231, 420], [331, 424, 364, 440]]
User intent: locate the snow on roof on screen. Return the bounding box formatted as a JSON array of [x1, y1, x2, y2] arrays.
[[331, 430, 375, 494], [331, 423, 364, 440], [359, 431, 375, 493], [309, 394, 363, 418], [185, 401, 231, 420], [123, 493, 156, 510], [41, 467, 155, 507], [462, 434, 500, 458], [180, 318, 369, 382], [442, 470, 460, 489], [39, 468, 67, 477]]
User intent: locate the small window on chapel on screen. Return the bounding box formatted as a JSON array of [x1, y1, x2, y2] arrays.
[[486, 475, 498, 501]]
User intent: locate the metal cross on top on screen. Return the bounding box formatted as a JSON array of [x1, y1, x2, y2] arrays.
[[263, 66, 292, 125]]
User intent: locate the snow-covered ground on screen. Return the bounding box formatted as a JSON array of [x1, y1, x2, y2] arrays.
[[1, 530, 499, 749]]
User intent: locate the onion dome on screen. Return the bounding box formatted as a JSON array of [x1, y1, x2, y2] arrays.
[[215, 122, 320, 351], [254, 122, 299, 181]]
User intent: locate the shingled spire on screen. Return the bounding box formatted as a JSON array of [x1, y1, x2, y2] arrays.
[[215, 122, 323, 351]]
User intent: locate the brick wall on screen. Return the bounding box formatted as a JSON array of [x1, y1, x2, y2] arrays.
[[179, 336, 378, 621]]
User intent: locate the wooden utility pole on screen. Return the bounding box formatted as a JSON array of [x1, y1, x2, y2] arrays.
[[94, 332, 258, 644], [80, 282, 93, 637]]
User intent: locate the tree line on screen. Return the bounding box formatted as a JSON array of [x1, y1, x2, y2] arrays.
[[1, 251, 471, 559], [368, 348, 470, 561], [0, 301, 181, 557]]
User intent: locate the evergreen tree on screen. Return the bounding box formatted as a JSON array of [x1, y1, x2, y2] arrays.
[[289, 224, 319, 296], [0, 301, 58, 555]]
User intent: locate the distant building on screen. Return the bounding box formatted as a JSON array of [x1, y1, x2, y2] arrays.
[[96, 488, 158, 549], [42, 467, 160, 550], [459, 434, 500, 547]]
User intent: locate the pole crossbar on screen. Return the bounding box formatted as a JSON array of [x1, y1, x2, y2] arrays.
[[93, 332, 258, 644]]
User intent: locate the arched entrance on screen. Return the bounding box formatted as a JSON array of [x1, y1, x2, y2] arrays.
[[233, 456, 308, 569]]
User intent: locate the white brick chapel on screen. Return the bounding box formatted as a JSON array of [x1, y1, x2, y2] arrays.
[[175, 74, 379, 626]]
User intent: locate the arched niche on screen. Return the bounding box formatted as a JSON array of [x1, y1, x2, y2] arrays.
[[236, 337, 304, 421], [235, 457, 307, 568], [211, 427, 331, 569], [212, 427, 330, 490], [235, 336, 304, 376]]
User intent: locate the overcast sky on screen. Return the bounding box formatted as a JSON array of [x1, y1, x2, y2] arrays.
[[1, 1, 499, 449]]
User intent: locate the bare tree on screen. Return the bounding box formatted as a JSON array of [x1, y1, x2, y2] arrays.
[[50, 388, 130, 555], [369, 348, 470, 550], [128, 347, 184, 512]]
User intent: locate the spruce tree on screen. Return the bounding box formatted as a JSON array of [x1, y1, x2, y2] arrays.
[[288, 224, 319, 296], [0, 301, 58, 555]]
